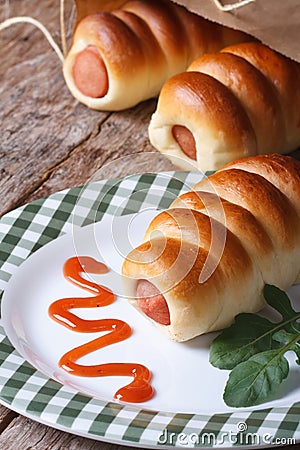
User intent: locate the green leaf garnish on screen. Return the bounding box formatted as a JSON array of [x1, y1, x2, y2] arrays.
[[209, 314, 280, 370], [209, 285, 300, 407], [224, 349, 289, 407]]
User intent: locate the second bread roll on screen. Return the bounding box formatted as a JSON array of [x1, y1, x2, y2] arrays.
[[148, 42, 300, 171]]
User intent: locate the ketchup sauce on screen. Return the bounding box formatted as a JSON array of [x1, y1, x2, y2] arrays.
[[48, 256, 154, 403]]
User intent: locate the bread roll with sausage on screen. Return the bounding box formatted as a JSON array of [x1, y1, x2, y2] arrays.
[[122, 154, 300, 342], [148, 42, 300, 171], [63, 0, 250, 111]]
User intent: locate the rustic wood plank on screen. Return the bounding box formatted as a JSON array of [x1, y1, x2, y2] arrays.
[[0, 415, 139, 449], [0, 405, 18, 434], [0, 0, 173, 216], [0, 35, 108, 214], [25, 100, 178, 204], [0, 0, 105, 215], [1, 0, 299, 215]]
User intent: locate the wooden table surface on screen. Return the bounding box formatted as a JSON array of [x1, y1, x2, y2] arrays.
[[0, 1, 299, 449]]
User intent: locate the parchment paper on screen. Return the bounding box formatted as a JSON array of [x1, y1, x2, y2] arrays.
[[173, 0, 300, 62]]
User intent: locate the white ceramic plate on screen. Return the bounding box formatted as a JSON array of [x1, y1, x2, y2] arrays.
[[0, 172, 299, 448]]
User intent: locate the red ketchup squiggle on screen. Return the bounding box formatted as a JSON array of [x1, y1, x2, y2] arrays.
[[48, 256, 154, 403]]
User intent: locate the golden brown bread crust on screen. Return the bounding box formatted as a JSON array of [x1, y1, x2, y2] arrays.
[[171, 191, 275, 284], [122, 154, 300, 341], [222, 43, 300, 152], [220, 153, 300, 216], [189, 52, 285, 153], [194, 169, 298, 249], [148, 42, 300, 171], [148, 70, 257, 171], [63, 0, 250, 111]]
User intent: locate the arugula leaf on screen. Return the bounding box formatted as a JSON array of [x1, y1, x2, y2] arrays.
[[264, 285, 297, 319], [223, 349, 289, 407], [273, 329, 300, 365], [209, 285, 300, 407], [263, 285, 300, 334], [209, 314, 280, 369]]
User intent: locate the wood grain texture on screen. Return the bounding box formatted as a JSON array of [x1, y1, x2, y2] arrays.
[[0, 0, 169, 215], [0, 415, 138, 450], [0, 405, 18, 434]]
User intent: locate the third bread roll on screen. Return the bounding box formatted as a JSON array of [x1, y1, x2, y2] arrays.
[[122, 154, 300, 342]]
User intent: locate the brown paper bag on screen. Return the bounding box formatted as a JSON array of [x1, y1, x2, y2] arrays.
[[171, 0, 300, 62], [74, 0, 124, 25]]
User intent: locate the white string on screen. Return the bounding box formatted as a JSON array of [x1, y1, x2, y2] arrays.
[[212, 0, 255, 12], [60, 0, 67, 58], [68, 3, 76, 35], [3, 0, 11, 20], [0, 16, 64, 63]]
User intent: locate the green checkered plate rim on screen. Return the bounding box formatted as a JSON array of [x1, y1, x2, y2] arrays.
[[0, 171, 299, 449]]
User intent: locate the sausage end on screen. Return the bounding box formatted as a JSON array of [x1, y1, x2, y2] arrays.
[[72, 46, 109, 98], [172, 125, 197, 160], [136, 280, 170, 326]]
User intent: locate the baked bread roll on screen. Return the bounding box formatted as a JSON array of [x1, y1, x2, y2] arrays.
[[148, 42, 300, 171], [63, 0, 250, 111], [122, 154, 300, 342]]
